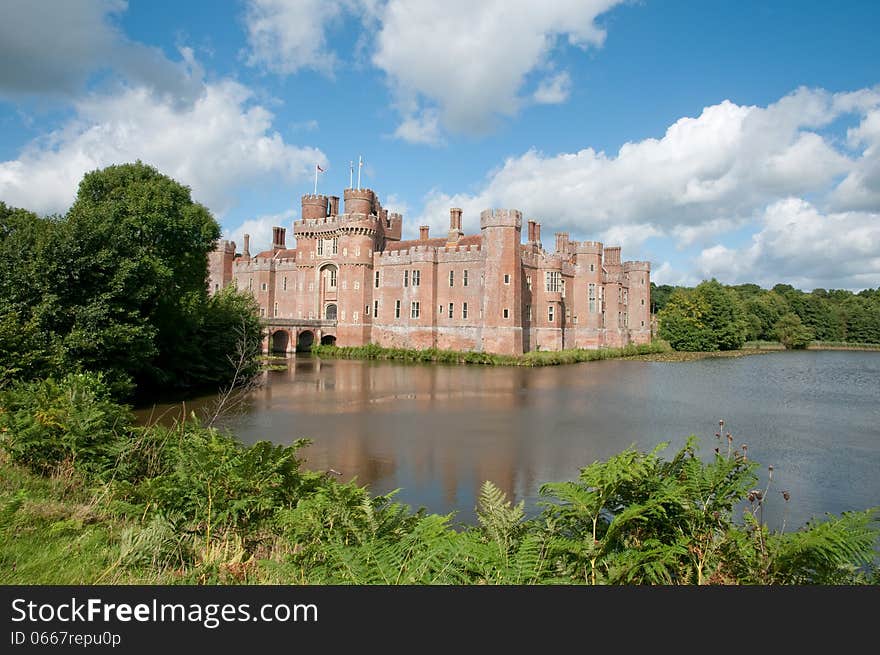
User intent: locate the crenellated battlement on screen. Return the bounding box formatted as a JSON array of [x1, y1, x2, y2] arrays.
[[575, 240, 604, 255], [480, 209, 522, 229], [623, 260, 651, 273]]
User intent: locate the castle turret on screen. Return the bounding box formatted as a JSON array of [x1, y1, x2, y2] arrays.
[[480, 209, 523, 355], [302, 194, 329, 220], [344, 188, 376, 216]]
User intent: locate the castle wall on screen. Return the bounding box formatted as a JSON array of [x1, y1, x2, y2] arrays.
[[216, 187, 651, 355]]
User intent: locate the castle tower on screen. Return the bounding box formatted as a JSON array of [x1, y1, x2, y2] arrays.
[[344, 188, 376, 216], [302, 194, 329, 220], [480, 209, 523, 355]]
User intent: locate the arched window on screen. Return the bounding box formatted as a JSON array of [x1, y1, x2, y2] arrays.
[[325, 304, 337, 320]]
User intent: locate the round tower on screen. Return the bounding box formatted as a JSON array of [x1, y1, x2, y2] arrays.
[[344, 188, 376, 216], [480, 209, 523, 355], [302, 194, 329, 220]]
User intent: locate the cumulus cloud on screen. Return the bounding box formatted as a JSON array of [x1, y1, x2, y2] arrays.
[[0, 81, 325, 216], [413, 87, 876, 236], [0, 0, 203, 103], [242, 1, 622, 140], [372, 0, 621, 138], [533, 72, 572, 105], [694, 199, 880, 290], [243, 0, 352, 76]]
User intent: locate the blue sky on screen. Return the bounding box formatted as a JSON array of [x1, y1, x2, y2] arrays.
[[2, 0, 879, 290]]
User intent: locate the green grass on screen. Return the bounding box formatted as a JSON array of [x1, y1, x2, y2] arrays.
[[310, 341, 671, 366]]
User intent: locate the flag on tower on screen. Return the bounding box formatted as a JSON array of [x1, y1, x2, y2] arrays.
[[314, 162, 325, 194]]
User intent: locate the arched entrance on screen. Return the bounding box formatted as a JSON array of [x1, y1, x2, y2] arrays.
[[320, 334, 337, 346], [296, 330, 315, 352], [318, 263, 338, 321], [325, 303, 337, 320], [270, 330, 289, 353]]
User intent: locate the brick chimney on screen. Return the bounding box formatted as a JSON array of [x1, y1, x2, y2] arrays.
[[419, 225, 430, 241], [447, 208, 463, 245], [272, 226, 286, 251], [242, 233, 251, 258]]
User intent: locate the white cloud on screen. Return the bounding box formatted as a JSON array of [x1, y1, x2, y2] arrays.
[[0, 0, 203, 103], [413, 87, 877, 246], [372, 1, 622, 138], [392, 110, 444, 146], [243, 0, 351, 76], [694, 198, 880, 290], [0, 81, 325, 216], [533, 72, 572, 105]]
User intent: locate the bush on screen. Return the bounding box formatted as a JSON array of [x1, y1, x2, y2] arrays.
[[0, 372, 131, 475]]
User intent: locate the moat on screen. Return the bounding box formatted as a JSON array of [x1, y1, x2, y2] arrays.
[[136, 350, 880, 529]]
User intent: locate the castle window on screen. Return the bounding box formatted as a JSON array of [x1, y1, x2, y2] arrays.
[[526, 305, 531, 321], [261, 282, 267, 291], [527, 275, 532, 290], [375, 271, 380, 288], [353, 311, 359, 322], [283, 276, 287, 291], [329, 269, 337, 289], [504, 274, 510, 285], [343, 247, 348, 257], [590, 264, 595, 272], [641, 298, 645, 306], [548, 305, 554, 323], [463, 270, 468, 287], [308, 281, 314, 292], [260, 307, 266, 317], [601, 311, 605, 327], [411, 301, 420, 319], [395, 300, 401, 319], [449, 270, 454, 287], [404, 270, 409, 287], [214, 283, 219, 292], [332, 238, 338, 254], [641, 320, 645, 327], [365, 304, 370, 316], [273, 302, 278, 317], [545, 271, 561, 292], [503, 308, 509, 319], [448, 303, 453, 319], [248, 278, 253, 290], [342, 280, 347, 290], [624, 312, 628, 327], [561, 279, 566, 298], [573, 315, 578, 324], [297, 311, 302, 318], [589, 283, 596, 313], [309, 311, 314, 319], [341, 310, 346, 321], [623, 289, 628, 305], [317, 240, 323, 255], [463, 302, 468, 319], [356, 247, 360, 257], [374, 300, 378, 317], [439, 304, 443, 315], [412, 270, 420, 286]]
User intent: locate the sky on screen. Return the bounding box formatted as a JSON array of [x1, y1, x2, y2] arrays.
[[1, 0, 879, 291]]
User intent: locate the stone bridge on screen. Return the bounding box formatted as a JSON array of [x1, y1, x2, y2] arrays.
[[261, 318, 337, 353]]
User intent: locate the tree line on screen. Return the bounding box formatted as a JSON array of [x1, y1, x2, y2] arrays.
[[0, 161, 262, 400], [652, 280, 880, 351]]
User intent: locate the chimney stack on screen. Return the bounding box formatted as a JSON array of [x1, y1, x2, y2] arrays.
[[555, 232, 569, 254], [243, 233, 251, 258], [328, 196, 339, 216], [534, 223, 542, 247], [447, 207, 463, 244], [272, 226, 286, 251], [419, 225, 430, 241], [527, 220, 535, 243]]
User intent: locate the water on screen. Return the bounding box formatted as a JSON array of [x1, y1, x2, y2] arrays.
[[135, 351, 880, 530]]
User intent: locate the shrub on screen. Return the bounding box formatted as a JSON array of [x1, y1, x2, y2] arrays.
[[0, 372, 131, 475]]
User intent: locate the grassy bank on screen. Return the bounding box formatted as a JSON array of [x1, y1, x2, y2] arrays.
[[2, 372, 878, 585], [310, 341, 671, 366]]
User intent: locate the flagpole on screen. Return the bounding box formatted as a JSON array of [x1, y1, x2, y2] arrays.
[[349, 161, 353, 189], [357, 155, 362, 190], [314, 164, 318, 195]]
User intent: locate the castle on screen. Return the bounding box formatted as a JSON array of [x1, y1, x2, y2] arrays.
[[208, 188, 651, 356]]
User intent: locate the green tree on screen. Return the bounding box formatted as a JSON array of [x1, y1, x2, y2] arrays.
[[774, 313, 813, 349], [658, 280, 747, 351]]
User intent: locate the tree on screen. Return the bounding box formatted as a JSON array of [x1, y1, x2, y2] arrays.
[[658, 280, 748, 351], [774, 313, 813, 349]]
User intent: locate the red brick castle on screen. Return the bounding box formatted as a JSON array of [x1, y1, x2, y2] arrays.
[[208, 188, 651, 355]]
